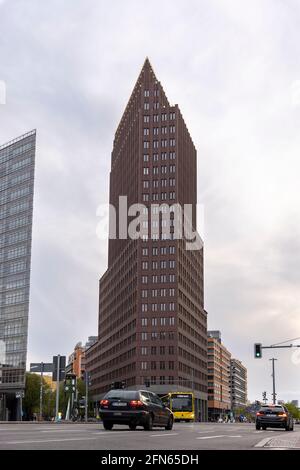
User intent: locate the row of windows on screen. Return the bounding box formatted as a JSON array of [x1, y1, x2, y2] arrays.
[[141, 274, 176, 285], [0, 186, 31, 206], [141, 331, 175, 341], [141, 345, 175, 355], [1, 292, 26, 305], [143, 152, 175, 162], [142, 192, 176, 202], [0, 260, 27, 275], [0, 215, 29, 234], [142, 260, 176, 270], [142, 246, 175, 256], [143, 178, 175, 189], [141, 361, 175, 370], [141, 274, 175, 298], [0, 245, 27, 261], [143, 126, 175, 136], [0, 201, 30, 220], [0, 230, 28, 248], [0, 277, 26, 291], [0, 142, 33, 162], [143, 165, 175, 175], [143, 139, 175, 149], [0, 172, 31, 192], [141, 376, 176, 385], [141, 288, 175, 298], [143, 112, 176, 121], [141, 220, 176, 229], [141, 316, 175, 325], [142, 302, 176, 312]]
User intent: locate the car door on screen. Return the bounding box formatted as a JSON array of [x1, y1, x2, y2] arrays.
[[151, 393, 168, 425], [148, 392, 164, 424]]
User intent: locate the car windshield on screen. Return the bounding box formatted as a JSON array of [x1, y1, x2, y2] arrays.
[[260, 406, 284, 412], [171, 394, 193, 412], [105, 390, 139, 400]]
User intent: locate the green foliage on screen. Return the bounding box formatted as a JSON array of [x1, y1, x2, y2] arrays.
[[285, 402, 300, 419]]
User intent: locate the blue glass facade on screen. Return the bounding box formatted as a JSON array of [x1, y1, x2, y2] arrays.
[[0, 130, 36, 420]]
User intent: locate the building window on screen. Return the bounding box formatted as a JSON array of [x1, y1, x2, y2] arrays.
[[143, 128, 149, 136], [144, 115, 150, 123], [143, 141, 149, 149], [144, 90, 150, 97]]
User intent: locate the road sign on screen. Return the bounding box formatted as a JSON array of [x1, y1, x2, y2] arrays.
[[30, 363, 53, 373], [52, 355, 66, 381]]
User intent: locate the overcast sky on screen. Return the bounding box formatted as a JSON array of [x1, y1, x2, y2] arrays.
[[0, 0, 300, 402]]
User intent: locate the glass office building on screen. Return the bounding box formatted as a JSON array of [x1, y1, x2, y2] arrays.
[[0, 130, 36, 420]]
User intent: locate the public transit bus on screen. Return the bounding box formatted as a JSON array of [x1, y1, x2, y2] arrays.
[[162, 392, 195, 422]]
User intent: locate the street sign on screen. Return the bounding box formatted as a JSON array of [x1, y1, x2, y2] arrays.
[[30, 362, 53, 373], [52, 355, 66, 381]]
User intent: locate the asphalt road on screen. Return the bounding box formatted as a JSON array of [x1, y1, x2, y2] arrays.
[[0, 422, 299, 450]]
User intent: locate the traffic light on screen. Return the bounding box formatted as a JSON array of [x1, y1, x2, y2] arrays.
[[254, 343, 262, 358]]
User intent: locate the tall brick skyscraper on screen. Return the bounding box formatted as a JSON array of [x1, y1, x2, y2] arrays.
[[86, 59, 207, 419]]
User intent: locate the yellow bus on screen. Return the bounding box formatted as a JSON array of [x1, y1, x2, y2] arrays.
[[162, 392, 195, 422]]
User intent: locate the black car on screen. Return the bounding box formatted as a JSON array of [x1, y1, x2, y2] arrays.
[[99, 389, 173, 431], [256, 405, 294, 431]]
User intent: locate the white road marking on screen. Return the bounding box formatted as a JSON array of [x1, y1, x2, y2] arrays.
[[5, 437, 100, 445], [196, 434, 242, 440], [255, 436, 274, 448], [197, 430, 215, 434], [150, 433, 178, 437], [41, 429, 86, 433]]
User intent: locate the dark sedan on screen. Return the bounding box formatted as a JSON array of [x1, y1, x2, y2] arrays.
[[256, 405, 294, 431], [99, 389, 173, 431]]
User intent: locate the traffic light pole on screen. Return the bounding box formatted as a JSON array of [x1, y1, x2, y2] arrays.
[[85, 370, 88, 423], [55, 354, 60, 422], [39, 362, 44, 421], [269, 358, 277, 405]]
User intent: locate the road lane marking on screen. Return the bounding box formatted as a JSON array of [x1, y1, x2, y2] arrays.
[[41, 429, 86, 433], [4, 437, 101, 445], [255, 437, 274, 448], [196, 434, 242, 440], [197, 431, 215, 434], [150, 433, 178, 437]]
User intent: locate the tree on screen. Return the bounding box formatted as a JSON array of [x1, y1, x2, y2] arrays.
[[285, 402, 300, 419]]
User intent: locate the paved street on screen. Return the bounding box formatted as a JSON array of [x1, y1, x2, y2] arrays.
[[0, 422, 299, 450]]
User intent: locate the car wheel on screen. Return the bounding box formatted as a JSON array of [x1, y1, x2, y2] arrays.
[[262, 426, 267, 430], [103, 421, 113, 430], [165, 416, 173, 431], [129, 423, 137, 431], [255, 424, 260, 430], [144, 414, 153, 431]]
